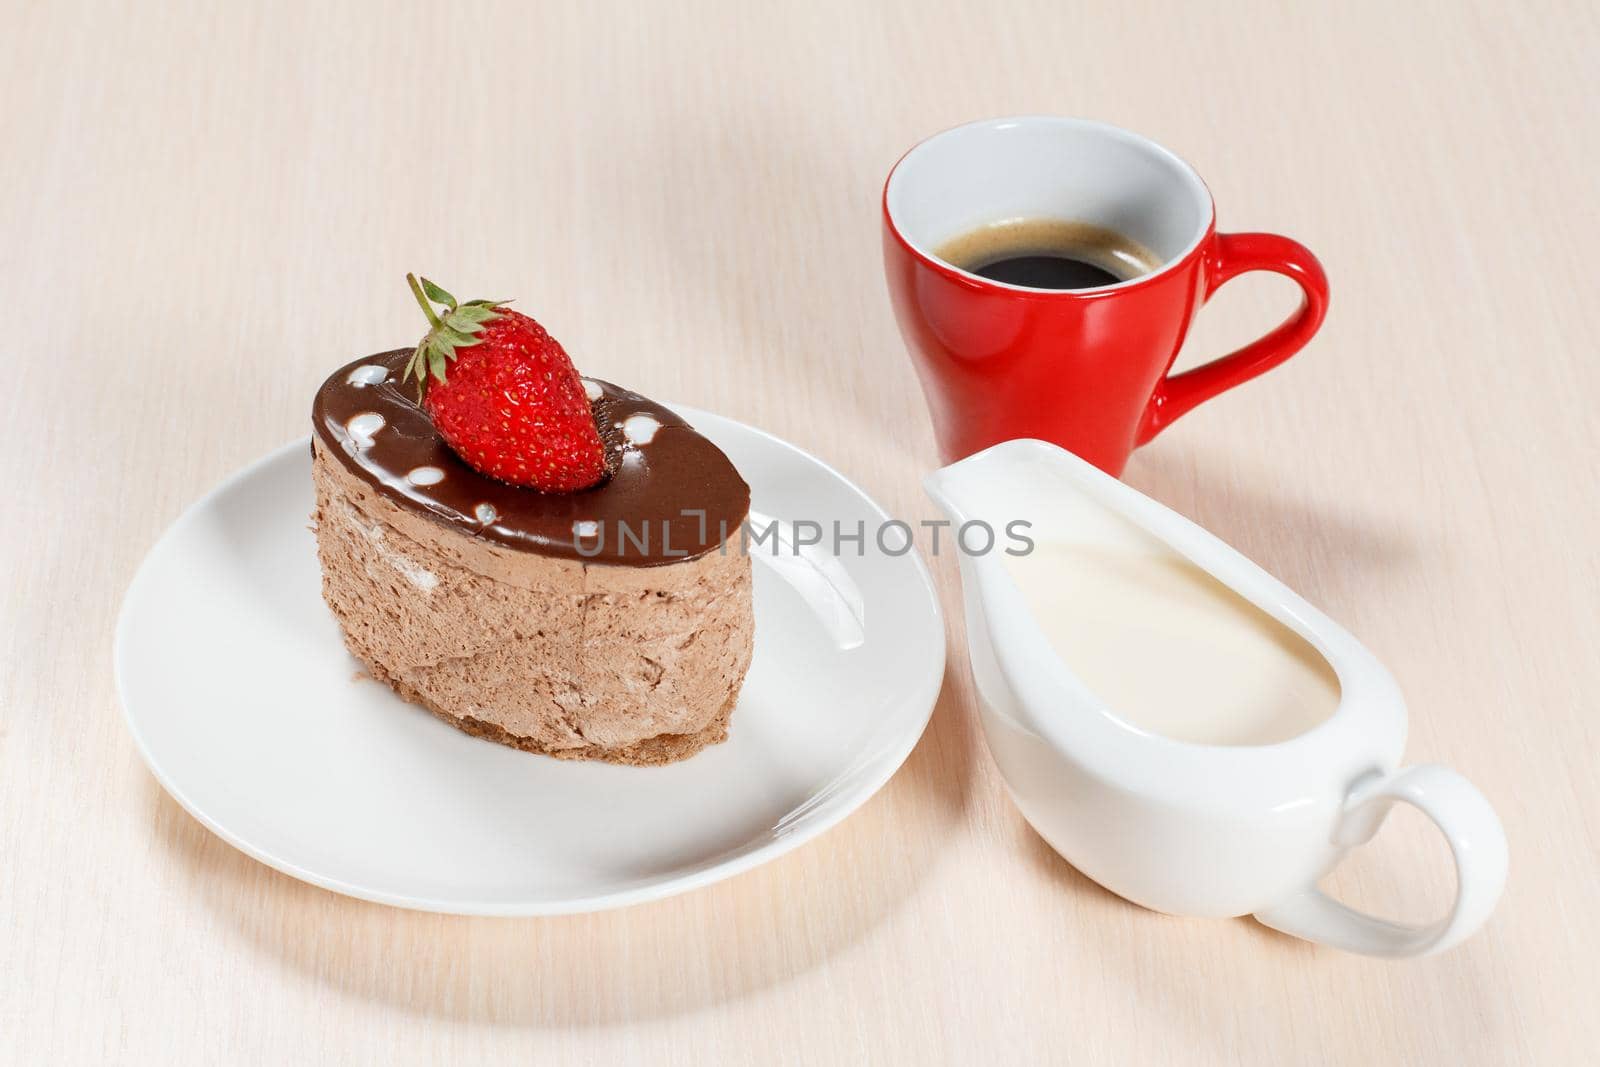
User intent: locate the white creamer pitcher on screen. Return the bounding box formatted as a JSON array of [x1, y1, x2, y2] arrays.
[[926, 439, 1507, 957]]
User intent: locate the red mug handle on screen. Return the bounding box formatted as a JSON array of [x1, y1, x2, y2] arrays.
[[1137, 232, 1330, 445]]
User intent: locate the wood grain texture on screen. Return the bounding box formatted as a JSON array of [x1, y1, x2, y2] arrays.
[[2, 0, 1596, 1062]]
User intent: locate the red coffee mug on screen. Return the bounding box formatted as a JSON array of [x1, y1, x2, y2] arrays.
[[883, 117, 1329, 475]]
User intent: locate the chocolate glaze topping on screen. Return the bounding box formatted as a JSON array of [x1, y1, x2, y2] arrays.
[[312, 350, 750, 566]]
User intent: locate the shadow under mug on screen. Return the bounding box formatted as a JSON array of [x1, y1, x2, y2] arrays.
[[883, 116, 1330, 475]]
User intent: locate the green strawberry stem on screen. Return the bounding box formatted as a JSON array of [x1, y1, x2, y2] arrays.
[[406, 272, 443, 330], [400, 273, 510, 402]]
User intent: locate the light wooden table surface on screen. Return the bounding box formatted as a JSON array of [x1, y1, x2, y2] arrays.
[[4, 1, 1597, 1063]]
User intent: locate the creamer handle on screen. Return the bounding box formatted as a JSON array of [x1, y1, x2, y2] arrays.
[[1253, 765, 1507, 958]]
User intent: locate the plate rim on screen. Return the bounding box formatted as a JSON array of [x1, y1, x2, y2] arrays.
[[115, 410, 945, 916]]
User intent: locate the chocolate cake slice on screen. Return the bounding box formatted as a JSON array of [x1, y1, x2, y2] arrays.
[[311, 349, 753, 765]]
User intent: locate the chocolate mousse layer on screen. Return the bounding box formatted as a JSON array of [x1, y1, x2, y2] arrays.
[[312, 350, 749, 565]]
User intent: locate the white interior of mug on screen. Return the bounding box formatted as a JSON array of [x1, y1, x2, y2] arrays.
[[885, 116, 1214, 291]]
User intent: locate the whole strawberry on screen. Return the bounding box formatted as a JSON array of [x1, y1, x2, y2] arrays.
[[403, 274, 606, 492]]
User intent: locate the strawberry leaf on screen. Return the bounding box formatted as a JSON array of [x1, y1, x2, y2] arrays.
[[439, 324, 481, 348], [450, 305, 499, 326], [419, 277, 457, 310]]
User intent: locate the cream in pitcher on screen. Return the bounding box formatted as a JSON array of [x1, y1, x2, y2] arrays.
[[1006, 530, 1341, 747]]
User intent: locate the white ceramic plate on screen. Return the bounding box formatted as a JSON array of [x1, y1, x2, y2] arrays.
[[116, 409, 944, 915]]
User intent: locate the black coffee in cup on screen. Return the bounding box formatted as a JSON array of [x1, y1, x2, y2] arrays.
[[935, 218, 1162, 290]]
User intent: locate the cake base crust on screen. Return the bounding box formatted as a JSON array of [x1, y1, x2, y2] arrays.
[[359, 650, 738, 765]]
